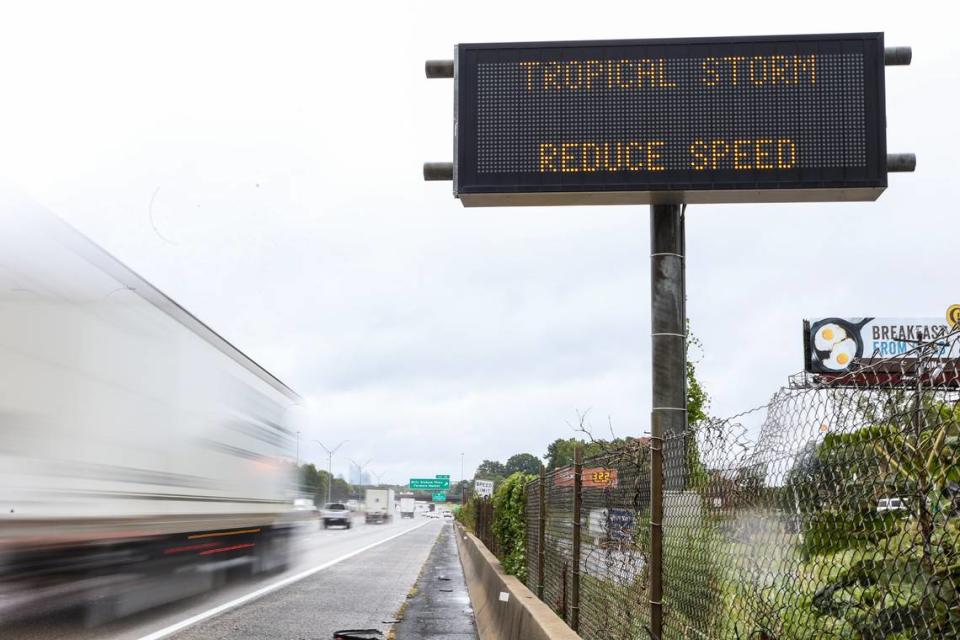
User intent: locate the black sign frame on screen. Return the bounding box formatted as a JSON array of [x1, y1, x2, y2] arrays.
[[454, 33, 887, 206]]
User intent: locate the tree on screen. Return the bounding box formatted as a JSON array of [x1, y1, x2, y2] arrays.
[[297, 463, 337, 505], [326, 475, 347, 501], [504, 452, 541, 475], [684, 323, 712, 488], [540, 323, 711, 474], [797, 398, 960, 636], [451, 479, 469, 502], [475, 459, 506, 478], [544, 437, 608, 470], [686, 324, 710, 424]]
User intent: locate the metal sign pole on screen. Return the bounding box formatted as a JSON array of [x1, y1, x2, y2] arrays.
[[649, 203, 688, 639]]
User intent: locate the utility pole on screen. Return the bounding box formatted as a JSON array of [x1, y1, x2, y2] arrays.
[[649, 203, 688, 640], [460, 452, 465, 503], [314, 439, 348, 504]]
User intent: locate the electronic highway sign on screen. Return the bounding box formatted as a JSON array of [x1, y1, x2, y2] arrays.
[[454, 33, 887, 206]]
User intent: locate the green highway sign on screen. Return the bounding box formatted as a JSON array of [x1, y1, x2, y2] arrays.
[[432, 492, 447, 502], [436, 474, 450, 479], [410, 478, 450, 490]]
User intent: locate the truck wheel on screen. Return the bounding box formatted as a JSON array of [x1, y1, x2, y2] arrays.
[[253, 528, 289, 575], [84, 593, 118, 627]]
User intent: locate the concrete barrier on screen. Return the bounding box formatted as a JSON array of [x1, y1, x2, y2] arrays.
[[454, 525, 581, 640]]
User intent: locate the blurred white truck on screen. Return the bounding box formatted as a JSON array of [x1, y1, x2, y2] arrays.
[[399, 494, 416, 519], [0, 191, 304, 622], [364, 488, 395, 524]]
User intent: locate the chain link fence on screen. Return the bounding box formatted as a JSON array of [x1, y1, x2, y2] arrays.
[[525, 474, 542, 598], [518, 329, 960, 639], [472, 496, 496, 556], [542, 468, 576, 622]]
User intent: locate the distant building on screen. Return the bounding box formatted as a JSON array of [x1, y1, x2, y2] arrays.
[[349, 463, 361, 486], [361, 471, 371, 486]]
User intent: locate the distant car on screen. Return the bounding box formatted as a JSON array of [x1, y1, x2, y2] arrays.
[[321, 502, 352, 528], [441, 511, 454, 519], [877, 497, 907, 512]]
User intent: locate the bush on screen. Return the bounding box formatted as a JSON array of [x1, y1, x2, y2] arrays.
[[492, 471, 534, 580], [455, 495, 476, 532]]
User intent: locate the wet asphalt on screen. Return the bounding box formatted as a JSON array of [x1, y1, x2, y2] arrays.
[[170, 520, 443, 640], [394, 523, 477, 640]]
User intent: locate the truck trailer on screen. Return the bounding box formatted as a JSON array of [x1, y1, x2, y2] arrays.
[[398, 493, 416, 519], [0, 190, 304, 622], [363, 488, 395, 524]]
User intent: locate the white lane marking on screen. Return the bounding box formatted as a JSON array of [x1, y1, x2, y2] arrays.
[[137, 520, 436, 640]]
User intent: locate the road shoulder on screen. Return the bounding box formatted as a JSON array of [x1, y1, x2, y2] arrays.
[[168, 520, 441, 639], [393, 522, 477, 640]]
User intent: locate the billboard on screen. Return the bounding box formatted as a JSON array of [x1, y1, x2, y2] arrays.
[[455, 33, 887, 206], [803, 317, 955, 375], [554, 466, 619, 489]]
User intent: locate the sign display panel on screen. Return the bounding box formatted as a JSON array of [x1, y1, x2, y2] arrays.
[[555, 466, 620, 489], [474, 479, 494, 498], [803, 317, 956, 375], [455, 33, 887, 205], [410, 478, 450, 490]]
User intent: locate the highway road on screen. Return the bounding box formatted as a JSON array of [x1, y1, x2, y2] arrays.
[[1, 514, 446, 640]]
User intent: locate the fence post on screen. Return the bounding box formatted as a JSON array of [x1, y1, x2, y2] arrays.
[[571, 445, 582, 632], [484, 498, 489, 547], [476, 496, 482, 540], [650, 414, 664, 639], [538, 464, 546, 600]]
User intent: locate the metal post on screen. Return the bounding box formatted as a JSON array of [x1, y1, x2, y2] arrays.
[[649, 203, 688, 640], [913, 368, 934, 569], [571, 446, 582, 632], [314, 440, 348, 505], [477, 496, 483, 540], [538, 465, 546, 600], [327, 452, 333, 503]]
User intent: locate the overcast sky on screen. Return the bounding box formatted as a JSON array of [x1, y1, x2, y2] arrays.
[[0, 1, 954, 485]]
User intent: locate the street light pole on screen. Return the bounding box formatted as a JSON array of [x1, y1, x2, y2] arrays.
[[460, 452, 465, 503], [314, 439, 348, 504]]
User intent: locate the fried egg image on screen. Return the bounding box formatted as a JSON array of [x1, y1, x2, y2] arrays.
[[822, 338, 857, 371], [814, 323, 847, 351]]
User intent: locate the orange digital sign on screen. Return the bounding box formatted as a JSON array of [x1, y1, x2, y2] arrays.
[[454, 33, 887, 205]]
